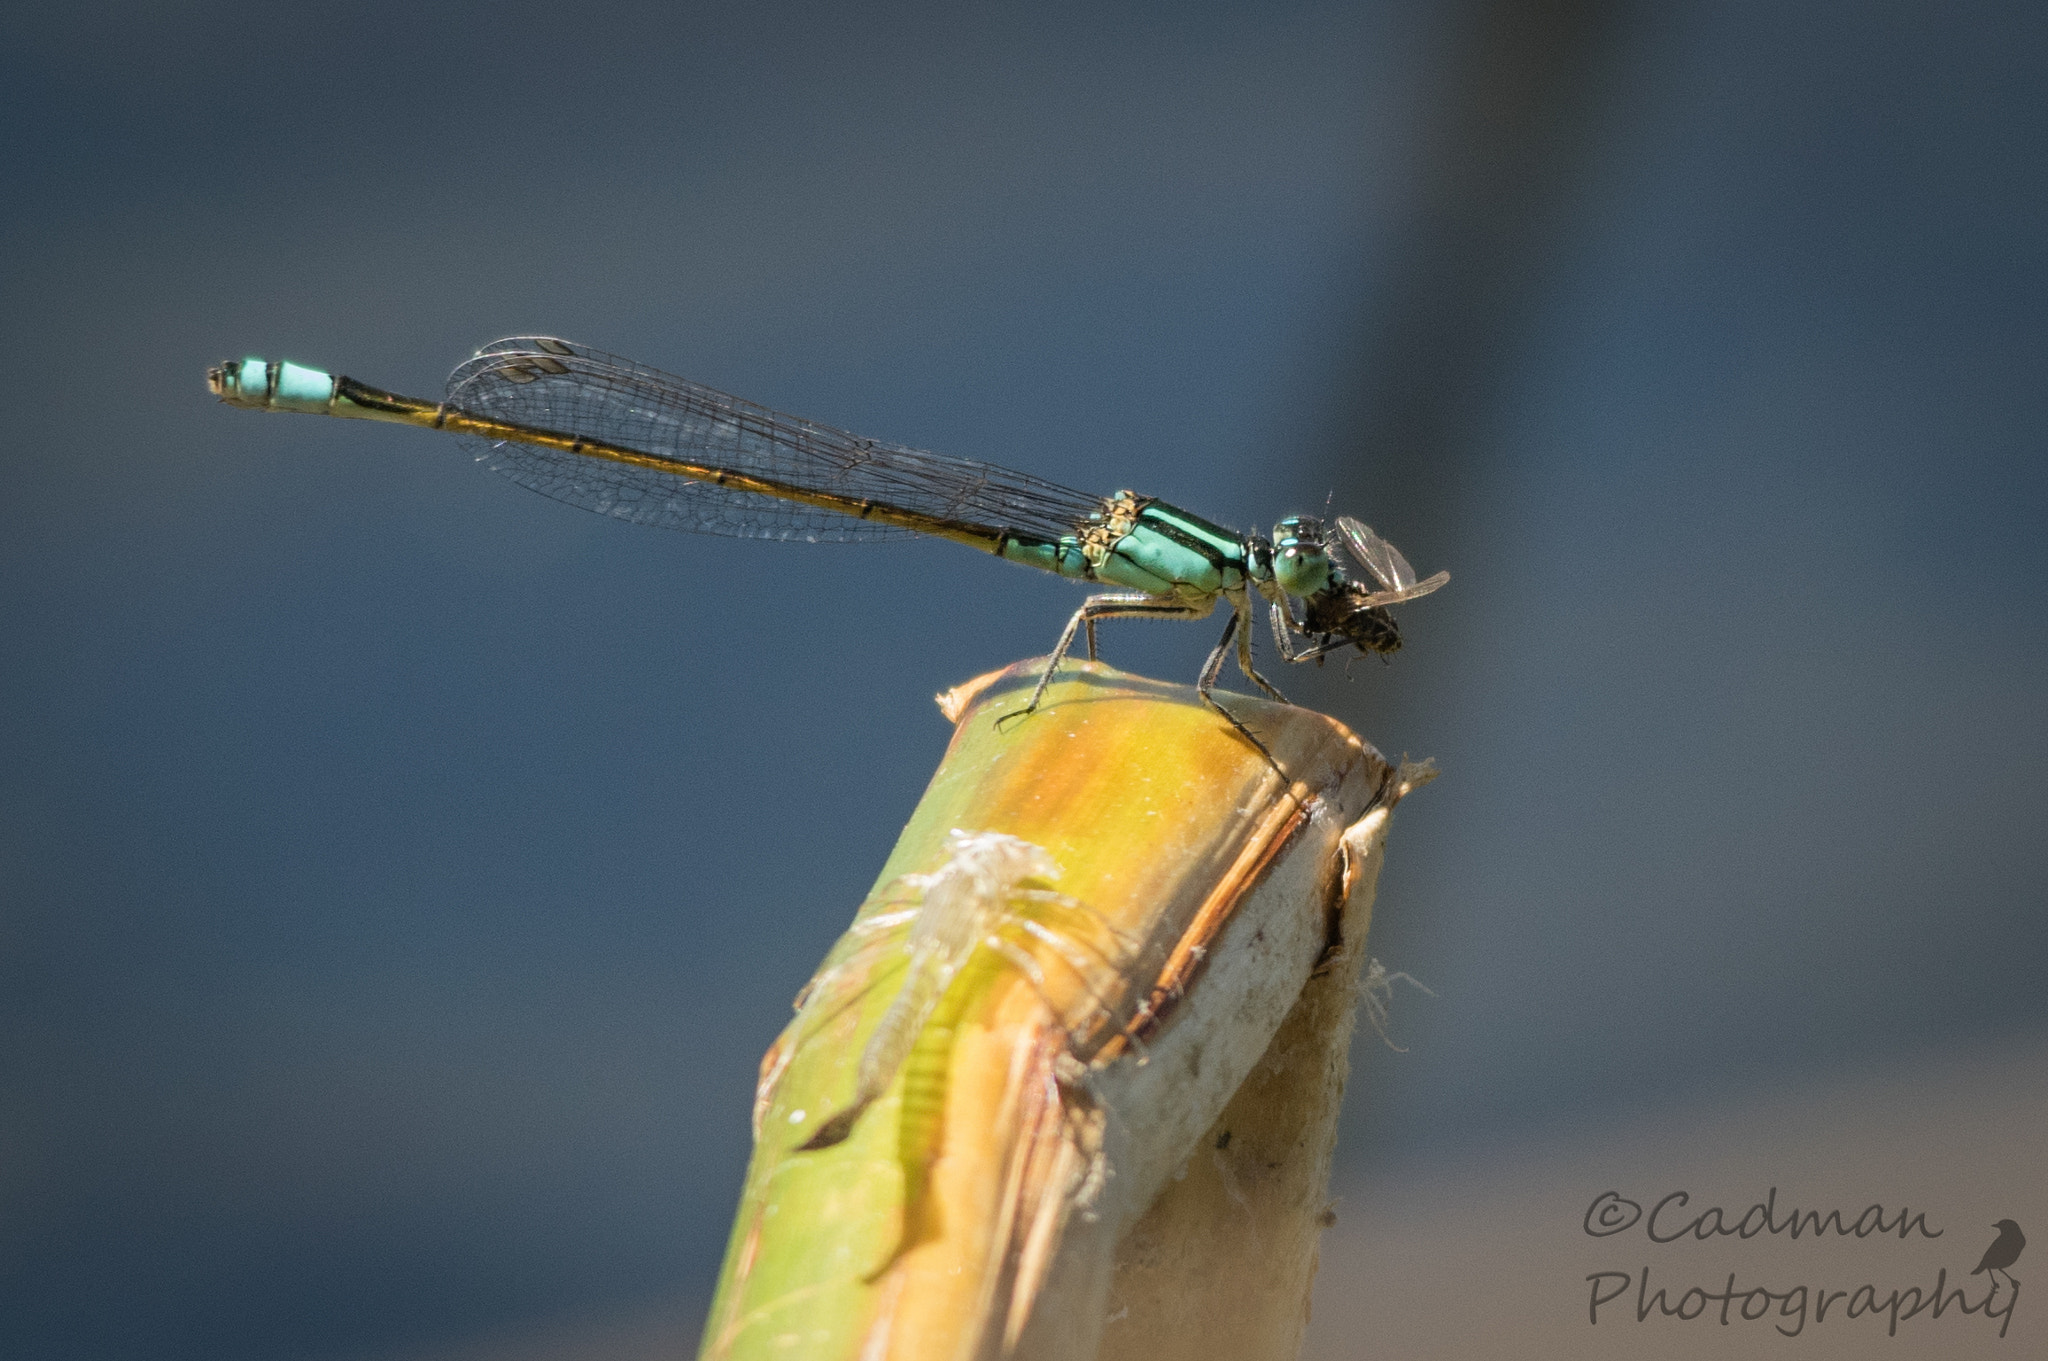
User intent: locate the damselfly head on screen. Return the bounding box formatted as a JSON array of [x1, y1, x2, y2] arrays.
[[1270, 515, 1336, 598]]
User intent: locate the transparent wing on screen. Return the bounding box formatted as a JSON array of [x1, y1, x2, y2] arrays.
[[1333, 516, 1449, 605], [445, 337, 1107, 544], [1352, 574, 1452, 607], [1333, 516, 1418, 590]]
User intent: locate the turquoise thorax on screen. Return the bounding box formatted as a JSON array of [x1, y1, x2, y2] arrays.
[[999, 496, 1250, 601]]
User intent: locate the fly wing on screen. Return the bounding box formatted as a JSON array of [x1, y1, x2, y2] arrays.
[[1334, 516, 1450, 605], [1333, 516, 1417, 589], [1353, 574, 1451, 607], [445, 337, 1107, 544]]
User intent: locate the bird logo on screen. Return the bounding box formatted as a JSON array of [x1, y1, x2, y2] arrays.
[[1971, 1219, 2025, 1289]]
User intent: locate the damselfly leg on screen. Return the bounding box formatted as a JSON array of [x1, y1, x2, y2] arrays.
[[999, 592, 1294, 779], [1000, 593, 1215, 727], [1194, 605, 1291, 775]]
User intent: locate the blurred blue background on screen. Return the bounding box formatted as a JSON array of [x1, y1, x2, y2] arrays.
[[3, 2, 2043, 1358]]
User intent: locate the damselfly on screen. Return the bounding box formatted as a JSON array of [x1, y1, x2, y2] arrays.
[[209, 338, 1447, 748]]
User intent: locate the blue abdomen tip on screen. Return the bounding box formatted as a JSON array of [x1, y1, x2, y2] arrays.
[[207, 356, 335, 413]]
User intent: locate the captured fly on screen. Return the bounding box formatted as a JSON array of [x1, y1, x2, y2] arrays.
[[1268, 515, 1450, 664]]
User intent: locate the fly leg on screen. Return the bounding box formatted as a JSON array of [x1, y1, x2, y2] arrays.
[[1269, 597, 1345, 664], [999, 593, 1212, 727], [1280, 633, 1351, 664]]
